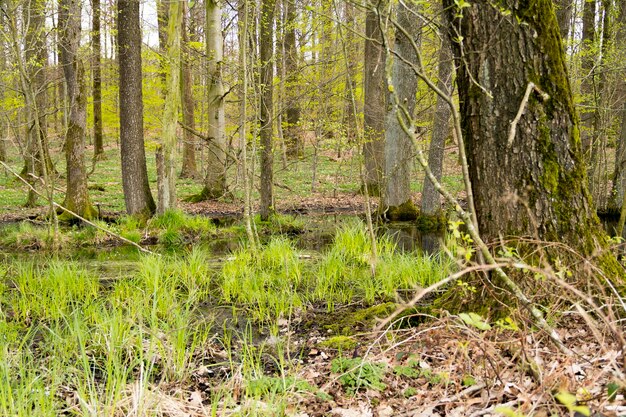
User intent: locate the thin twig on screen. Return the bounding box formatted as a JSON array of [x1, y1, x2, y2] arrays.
[[507, 82, 550, 146]]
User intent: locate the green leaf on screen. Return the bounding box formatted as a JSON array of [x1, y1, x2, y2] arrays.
[[607, 381, 619, 401], [459, 312, 491, 330], [494, 406, 525, 417], [555, 391, 590, 416]]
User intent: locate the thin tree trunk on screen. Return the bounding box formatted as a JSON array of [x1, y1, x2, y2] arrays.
[[259, 0, 276, 221], [179, 0, 199, 179], [283, 0, 301, 158], [580, 0, 597, 159], [0, 31, 6, 162], [238, 0, 256, 246], [421, 33, 453, 216], [362, 5, 386, 196], [118, 0, 156, 217], [610, 0, 626, 213], [22, 0, 53, 206], [92, 0, 104, 158], [382, 1, 420, 220], [201, 0, 227, 198], [158, 0, 182, 214]]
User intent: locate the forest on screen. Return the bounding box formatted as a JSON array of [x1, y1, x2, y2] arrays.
[[0, 0, 625, 415]]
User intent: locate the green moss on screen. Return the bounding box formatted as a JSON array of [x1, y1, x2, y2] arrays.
[[320, 336, 357, 351], [415, 212, 447, 232], [322, 303, 397, 335], [382, 200, 419, 221]]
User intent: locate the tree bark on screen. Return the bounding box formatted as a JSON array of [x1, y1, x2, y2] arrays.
[[444, 0, 607, 251], [554, 0, 572, 41], [158, 0, 182, 214], [382, 1, 420, 220], [362, 5, 387, 196], [22, 0, 53, 206], [610, 1, 626, 212], [579, 0, 597, 159], [283, 0, 302, 158], [201, 0, 227, 198], [118, 0, 156, 217], [259, 0, 276, 220], [180, 1, 199, 179], [92, 0, 104, 158], [421, 33, 453, 216], [59, 0, 95, 219]]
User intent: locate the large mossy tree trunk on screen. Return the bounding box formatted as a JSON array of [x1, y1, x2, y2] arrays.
[[443, 0, 608, 253], [382, 1, 420, 221], [362, 5, 387, 197], [259, 0, 276, 221], [59, 0, 96, 219], [118, 0, 156, 218], [200, 0, 227, 199]]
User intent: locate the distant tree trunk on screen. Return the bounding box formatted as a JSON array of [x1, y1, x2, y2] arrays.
[[362, 5, 387, 196], [59, 0, 96, 219], [92, 0, 104, 158], [341, 1, 357, 144], [158, 0, 182, 214], [382, 1, 420, 220], [259, 0, 276, 220], [0, 32, 6, 162], [22, 0, 53, 206], [554, 0, 572, 41], [421, 33, 453, 216], [610, 2, 626, 212], [200, 0, 227, 198], [118, 0, 156, 217], [157, 0, 169, 97], [179, 1, 199, 179], [283, 0, 302, 158], [444, 0, 608, 250], [580, 0, 597, 159]]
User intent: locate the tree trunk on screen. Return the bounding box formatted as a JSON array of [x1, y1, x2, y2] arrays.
[[22, 0, 53, 206], [421, 33, 453, 216], [610, 1, 626, 212], [0, 31, 6, 163], [59, 0, 95, 219], [554, 0, 572, 41], [259, 0, 276, 221], [158, 0, 182, 214], [444, 0, 607, 251], [201, 0, 227, 198], [118, 0, 156, 217], [92, 0, 104, 158], [580, 0, 597, 159], [382, 1, 420, 220], [179, 1, 199, 179], [283, 0, 302, 158], [362, 5, 387, 196]]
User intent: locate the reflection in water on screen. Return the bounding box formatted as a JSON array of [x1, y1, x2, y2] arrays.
[[381, 222, 443, 254]]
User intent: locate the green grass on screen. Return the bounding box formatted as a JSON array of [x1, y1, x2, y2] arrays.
[[0, 220, 454, 415]]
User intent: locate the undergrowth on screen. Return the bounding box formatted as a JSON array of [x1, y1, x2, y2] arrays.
[[0, 219, 453, 415]]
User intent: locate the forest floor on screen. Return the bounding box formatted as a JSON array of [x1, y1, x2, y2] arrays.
[[0, 144, 624, 416]]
